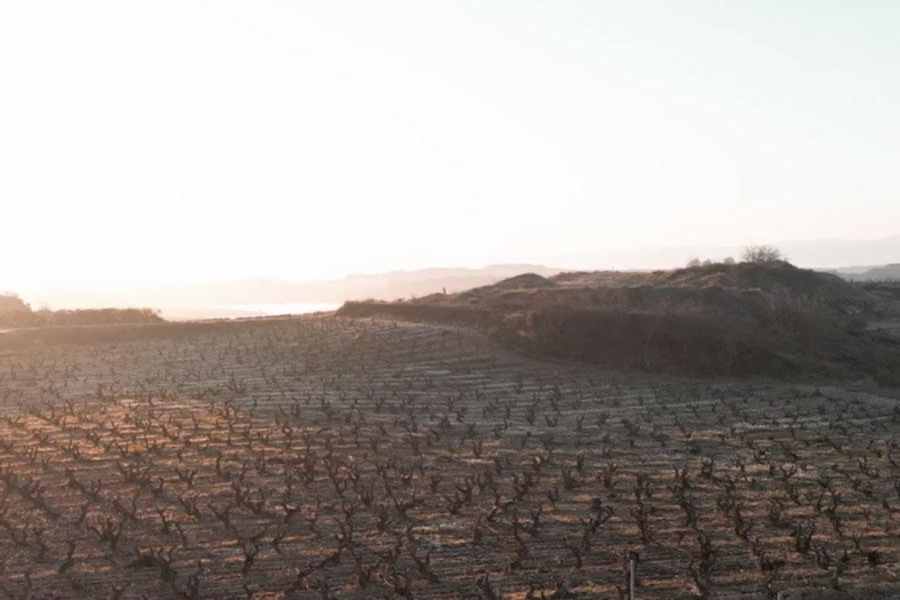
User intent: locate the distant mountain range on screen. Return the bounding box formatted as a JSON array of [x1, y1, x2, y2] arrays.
[[831, 263, 900, 281], [24, 264, 563, 320], [17, 235, 900, 320]]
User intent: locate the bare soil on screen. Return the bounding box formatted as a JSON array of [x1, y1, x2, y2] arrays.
[[0, 316, 898, 599]]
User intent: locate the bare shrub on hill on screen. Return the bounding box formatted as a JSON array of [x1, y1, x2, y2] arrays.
[[742, 245, 787, 264]]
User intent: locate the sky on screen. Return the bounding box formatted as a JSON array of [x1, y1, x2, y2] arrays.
[[2, 1, 899, 292]]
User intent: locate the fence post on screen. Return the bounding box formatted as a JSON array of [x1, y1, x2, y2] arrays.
[[629, 558, 635, 600]]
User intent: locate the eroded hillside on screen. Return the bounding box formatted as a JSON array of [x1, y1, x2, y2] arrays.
[[340, 262, 900, 381]]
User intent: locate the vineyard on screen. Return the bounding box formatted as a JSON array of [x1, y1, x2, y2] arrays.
[[0, 316, 898, 599]]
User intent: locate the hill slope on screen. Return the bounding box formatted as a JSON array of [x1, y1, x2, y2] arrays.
[[340, 262, 900, 382], [841, 263, 900, 281]]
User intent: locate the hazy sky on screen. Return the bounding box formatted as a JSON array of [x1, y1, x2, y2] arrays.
[[2, 1, 899, 291]]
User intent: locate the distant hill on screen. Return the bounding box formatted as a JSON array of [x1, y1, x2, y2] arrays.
[[23, 264, 562, 319], [0, 293, 162, 328], [834, 263, 900, 281], [341, 261, 900, 382]]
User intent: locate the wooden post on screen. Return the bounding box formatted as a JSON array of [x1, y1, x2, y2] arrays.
[[629, 558, 635, 600]]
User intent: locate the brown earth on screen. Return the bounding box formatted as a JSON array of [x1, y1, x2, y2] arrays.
[[0, 316, 898, 599]]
